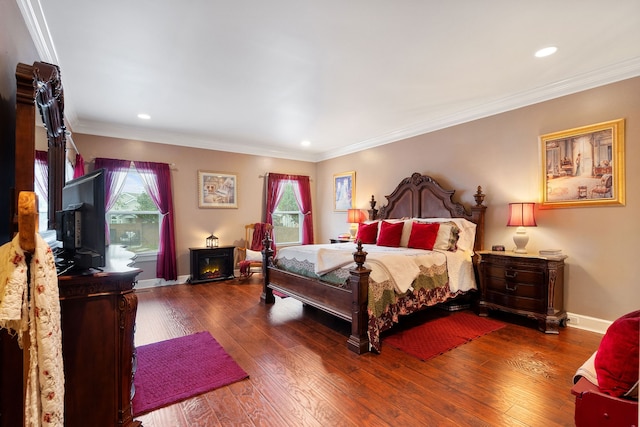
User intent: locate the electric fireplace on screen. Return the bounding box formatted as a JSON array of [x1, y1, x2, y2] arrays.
[[189, 246, 235, 283]]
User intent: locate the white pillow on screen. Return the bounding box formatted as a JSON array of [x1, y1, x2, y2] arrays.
[[417, 218, 477, 253], [246, 249, 262, 261]]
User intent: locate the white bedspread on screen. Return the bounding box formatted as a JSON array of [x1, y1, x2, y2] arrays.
[[275, 243, 476, 294]]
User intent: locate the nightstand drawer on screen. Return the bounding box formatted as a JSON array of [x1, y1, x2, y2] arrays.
[[485, 277, 545, 299], [485, 287, 546, 312], [485, 264, 544, 286]]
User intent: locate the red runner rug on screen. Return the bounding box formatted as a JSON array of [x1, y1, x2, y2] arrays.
[[132, 331, 249, 416], [384, 311, 505, 361]]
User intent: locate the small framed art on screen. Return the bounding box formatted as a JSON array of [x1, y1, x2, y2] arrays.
[[540, 119, 625, 208], [198, 171, 238, 208], [333, 171, 355, 211]]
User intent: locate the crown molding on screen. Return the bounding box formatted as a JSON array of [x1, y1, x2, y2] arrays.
[[16, 0, 79, 125], [73, 120, 320, 163], [316, 57, 640, 161]]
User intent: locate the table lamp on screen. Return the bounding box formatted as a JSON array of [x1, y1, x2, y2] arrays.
[[507, 202, 536, 253], [346, 209, 366, 238]]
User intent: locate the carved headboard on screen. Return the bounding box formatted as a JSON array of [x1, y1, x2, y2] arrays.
[[368, 172, 486, 252]]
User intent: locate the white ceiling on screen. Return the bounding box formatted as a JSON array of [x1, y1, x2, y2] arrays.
[[19, 0, 640, 162]]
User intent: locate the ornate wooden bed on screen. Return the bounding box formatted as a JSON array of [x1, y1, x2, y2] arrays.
[[260, 172, 487, 354]]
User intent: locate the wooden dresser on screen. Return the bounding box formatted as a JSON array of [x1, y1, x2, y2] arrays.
[[0, 246, 142, 427], [477, 251, 567, 333]]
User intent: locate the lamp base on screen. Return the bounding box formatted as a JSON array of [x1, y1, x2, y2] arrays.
[[513, 227, 529, 253], [349, 224, 357, 238]]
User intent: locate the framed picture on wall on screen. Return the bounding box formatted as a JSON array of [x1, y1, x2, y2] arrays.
[[333, 171, 355, 211], [198, 171, 238, 208], [540, 118, 625, 208]]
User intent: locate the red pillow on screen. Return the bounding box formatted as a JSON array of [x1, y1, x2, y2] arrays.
[[377, 221, 404, 247], [408, 222, 440, 250], [594, 310, 640, 397], [356, 222, 378, 244]]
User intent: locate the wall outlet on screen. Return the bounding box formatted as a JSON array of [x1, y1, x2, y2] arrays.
[[567, 315, 579, 325]]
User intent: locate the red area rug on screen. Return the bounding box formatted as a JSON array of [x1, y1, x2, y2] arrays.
[[384, 311, 505, 361], [132, 331, 249, 416]]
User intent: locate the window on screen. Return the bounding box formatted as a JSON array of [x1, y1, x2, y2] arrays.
[[107, 165, 161, 253], [272, 181, 303, 245], [34, 150, 75, 232]]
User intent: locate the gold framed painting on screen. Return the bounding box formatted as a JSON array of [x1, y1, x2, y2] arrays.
[[333, 171, 355, 211], [540, 118, 625, 208], [198, 171, 238, 208]]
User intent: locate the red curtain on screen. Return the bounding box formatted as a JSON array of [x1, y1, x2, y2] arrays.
[[73, 153, 85, 178], [291, 175, 313, 244], [266, 173, 314, 246], [133, 161, 177, 281]]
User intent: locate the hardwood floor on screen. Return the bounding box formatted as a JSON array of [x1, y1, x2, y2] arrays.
[[133, 275, 602, 426]]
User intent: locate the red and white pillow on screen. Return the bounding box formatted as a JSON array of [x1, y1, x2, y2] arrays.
[[357, 217, 476, 253]]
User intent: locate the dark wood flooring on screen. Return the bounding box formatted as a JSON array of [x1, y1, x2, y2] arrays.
[[133, 275, 602, 426]]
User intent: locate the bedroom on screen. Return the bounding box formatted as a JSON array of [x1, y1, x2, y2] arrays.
[[1, 1, 639, 425]]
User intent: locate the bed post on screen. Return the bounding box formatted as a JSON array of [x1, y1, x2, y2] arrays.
[[347, 241, 371, 354], [471, 186, 486, 252], [260, 234, 275, 304]]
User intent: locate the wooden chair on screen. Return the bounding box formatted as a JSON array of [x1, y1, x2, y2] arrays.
[[237, 223, 273, 278]]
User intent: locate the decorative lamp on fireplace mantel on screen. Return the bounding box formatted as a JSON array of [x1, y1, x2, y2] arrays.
[[206, 234, 219, 248]]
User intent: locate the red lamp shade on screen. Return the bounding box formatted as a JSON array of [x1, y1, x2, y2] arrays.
[[507, 203, 536, 253], [346, 209, 367, 224], [507, 203, 537, 227], [346, 209, 366, 238]]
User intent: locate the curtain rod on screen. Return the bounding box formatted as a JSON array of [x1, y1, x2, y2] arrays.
[[258, 173, 312, 180], [88, 158, 178, 170], [65, 130, 79, 154]]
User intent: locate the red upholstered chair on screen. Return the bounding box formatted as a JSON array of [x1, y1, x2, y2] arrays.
[[237, 223, 273, 279]]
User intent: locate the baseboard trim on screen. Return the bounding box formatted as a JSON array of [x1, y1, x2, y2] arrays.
[[566, 312, 611, 335], [136, 274, 191, 289]]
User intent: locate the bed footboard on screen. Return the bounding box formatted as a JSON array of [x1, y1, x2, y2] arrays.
[[260, 236, 372, 354]]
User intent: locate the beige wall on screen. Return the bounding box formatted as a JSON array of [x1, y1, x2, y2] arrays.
[[73, 134, 316, 279], [318, 77, 640, 322]]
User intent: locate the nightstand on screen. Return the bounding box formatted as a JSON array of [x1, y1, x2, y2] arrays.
[[477, 251, 567, 333]]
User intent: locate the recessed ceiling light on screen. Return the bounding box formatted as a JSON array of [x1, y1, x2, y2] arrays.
[[137, 113, 151, 120], [300, 140, 311, 147], [535, 46, 557, 58]]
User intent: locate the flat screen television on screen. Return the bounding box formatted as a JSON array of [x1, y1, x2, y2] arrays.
[[55, 168, 106, 270]]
